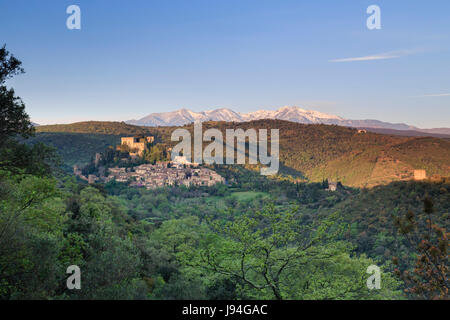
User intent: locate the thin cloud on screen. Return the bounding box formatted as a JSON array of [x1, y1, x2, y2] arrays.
[[329, 49, 418, 63], [415, 93, 450, 98]]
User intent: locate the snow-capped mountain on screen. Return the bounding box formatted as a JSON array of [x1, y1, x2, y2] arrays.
[[126, 106, 448, 134], [126, 108, 242, 127], [241, 106, 344, 124], [127, 106, 345, 126]]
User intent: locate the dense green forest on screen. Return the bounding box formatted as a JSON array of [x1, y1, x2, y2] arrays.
[[26, 132, 120, 168], [1, 46, 448, 300]]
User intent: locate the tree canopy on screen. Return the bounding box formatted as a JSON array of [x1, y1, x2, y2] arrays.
[[0, 45, 33, 145]]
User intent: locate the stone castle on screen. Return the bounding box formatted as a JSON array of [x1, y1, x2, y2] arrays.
[[119, 136, 155, 156]]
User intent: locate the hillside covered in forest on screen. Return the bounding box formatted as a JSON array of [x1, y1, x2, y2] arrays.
[[36, 120, 450, 187]]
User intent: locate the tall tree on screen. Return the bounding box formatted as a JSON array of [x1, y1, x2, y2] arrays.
[[0, 45, 33, 146], [185, 204, 401, 300], [393, 197, 449, 299]]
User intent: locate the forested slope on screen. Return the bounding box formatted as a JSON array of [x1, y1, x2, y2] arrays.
[[37, 120, 450, 187]]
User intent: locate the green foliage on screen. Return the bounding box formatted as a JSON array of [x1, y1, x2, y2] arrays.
[[25, 132, 120, 168], [393, 197, 449, 299], [144, 143, 170, 163], [0, 45, 33, 145], [0, 171, 64, 298], [332, 180, 450, 270], [0, 138, 60, 176], [178, 204, 402, 300]]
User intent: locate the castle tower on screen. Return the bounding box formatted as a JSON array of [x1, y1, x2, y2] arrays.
[[120, 136, 154, 156], [414, 170, 426, 181]]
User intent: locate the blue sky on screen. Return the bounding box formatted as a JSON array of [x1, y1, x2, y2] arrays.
[[1, 0, 449, 128]]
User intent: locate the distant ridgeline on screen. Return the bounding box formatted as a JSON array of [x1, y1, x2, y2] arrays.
[[36, 119, 450, 188]]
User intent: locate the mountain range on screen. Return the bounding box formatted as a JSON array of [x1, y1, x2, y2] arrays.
[[126, 106, 450, 135]]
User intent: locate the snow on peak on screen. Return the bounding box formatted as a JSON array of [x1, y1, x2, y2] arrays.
[[128, 106, 345, 126]]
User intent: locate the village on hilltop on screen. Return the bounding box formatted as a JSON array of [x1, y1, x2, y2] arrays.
[[73, 135, 225, 189], [73, 135, 432, 190]]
